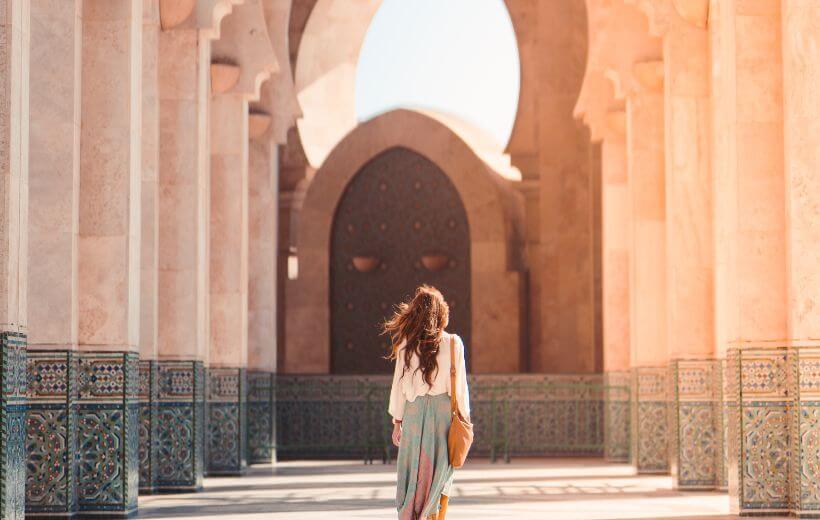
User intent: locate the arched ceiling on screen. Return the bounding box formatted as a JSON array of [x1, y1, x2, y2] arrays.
[[291, 0, 520, 179], [293, 0, 382, 168]]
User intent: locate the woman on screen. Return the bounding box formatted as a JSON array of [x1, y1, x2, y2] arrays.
[[385, 285, 471, 520]]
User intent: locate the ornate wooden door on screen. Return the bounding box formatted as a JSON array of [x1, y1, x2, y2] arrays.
[[330, 147, 471, 374]]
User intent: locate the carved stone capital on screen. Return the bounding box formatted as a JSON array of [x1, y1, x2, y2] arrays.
[[633, 60, 665, 92], [197, 0, 242, 39], [211, 0, 279, 100], [160, 0, 196, 30], [625, 0, 676, 37], [248, 110, 272, 140], [672, 0, 709, 28], [606, 110, 627, 138], [211, 62, 241, 93]]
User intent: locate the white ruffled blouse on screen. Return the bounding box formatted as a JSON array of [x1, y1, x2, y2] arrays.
[[388, 332, 471, 423]]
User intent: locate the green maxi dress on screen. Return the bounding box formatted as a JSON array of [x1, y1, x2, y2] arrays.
[[395, 394, 454, 519]]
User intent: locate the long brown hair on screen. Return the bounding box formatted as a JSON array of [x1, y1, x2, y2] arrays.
[[383, 285, 450, 388]]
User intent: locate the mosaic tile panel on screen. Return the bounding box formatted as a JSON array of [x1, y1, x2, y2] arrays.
[[797, 403, 820, 514], [248, 371, 275, 465], [604, 371, 630, 462], [670, 360, 720, 490], [138, 359, 158, 494], [154, 360, 204, 492], [275, 374, 605, 461], [741, 403, 791, 511], [77, 352, 139, 516], [0, 331, 26, 519], [206, 367, 247, 475], [631, 367, 668, 474], [25, 349, 78, 515], [794, 349, 820, 516], [726, 346, 820, 517], [733, 348, 791, 516]]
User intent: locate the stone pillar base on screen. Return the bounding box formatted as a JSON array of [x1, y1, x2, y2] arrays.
[[153, 360, 205, 492], [1, 332, 27, 519], [77, 352, 139, 517], [248, 371, 275, 465], [138, 360, 158, 494], [604, 371, 630, 463], [206, 367, 247, 476], [669, 359, 722, 490], [727, 346, 820, 517], [631, 367, 669, 474], [25, 349, 78, 516]]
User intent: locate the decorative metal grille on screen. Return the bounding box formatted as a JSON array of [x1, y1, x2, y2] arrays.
[[275, 374, 605, 462]]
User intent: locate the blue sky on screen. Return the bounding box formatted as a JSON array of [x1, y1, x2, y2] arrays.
[[355, 0, 520, 147]]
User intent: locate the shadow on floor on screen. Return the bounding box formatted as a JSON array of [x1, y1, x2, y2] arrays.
[[138, 460, 736, 519]]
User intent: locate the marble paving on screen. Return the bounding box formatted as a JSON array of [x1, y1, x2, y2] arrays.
[[137, 458, 776, 519]]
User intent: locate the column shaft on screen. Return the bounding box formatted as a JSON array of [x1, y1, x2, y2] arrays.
[[626, 82, 668, 474], [528, 0, 598, 375], [601, 128, 631, 463], [781, 1, 820, 515], [782, 0, 820, 343], [139, 0, 160, 495], [663, 20, 719, 490], [710, 0, 789, 514], [247, 137, 277, 465], [207, 92, 248, 475], [0, 1, 29, 517], [25, 0, 81, 514], [155, 25, 211, 492], [78, 1, 142, 515]]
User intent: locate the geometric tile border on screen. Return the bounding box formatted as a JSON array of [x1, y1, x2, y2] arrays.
[[155, 360, 205, 492], [727, 346, 820, 518], [25, 349, 78, 515], [76, 351, 139, 517], [604, 371, 630, 462], [248, 371, 275, 465], [0, 331, 26, 519], [669, 359, 721, 490], [205, 367, 247, 476], [631, 367, 669, 474], [138, 360, 158, 494]]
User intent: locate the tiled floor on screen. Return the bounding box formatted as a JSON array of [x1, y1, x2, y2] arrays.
[[138, 458, 780, 519]]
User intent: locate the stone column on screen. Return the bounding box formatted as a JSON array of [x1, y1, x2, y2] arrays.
[[138, 0, 160, 495], [276, 128, 308, 373], [154, 13, 210, 493], [662, 10, 720, 491], [781, 1, 820, 515], [709, 0, 789, 515], [247, 118, 277, 465], [625, 61, 669, 474], [78, 1, 142, 516], [504, 0, 598, 374], [205, 0, 277, 475], [208, 89, 249, 476], [601, 111, 631, 463], [24, 0, 80, 515], [0, 0, 29, 517]]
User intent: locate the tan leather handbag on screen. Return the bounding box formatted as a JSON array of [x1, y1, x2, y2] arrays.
[[447, 335, 473, 468]]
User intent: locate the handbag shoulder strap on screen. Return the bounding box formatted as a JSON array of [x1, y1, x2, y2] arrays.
[[449, 334, 457, 416]]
